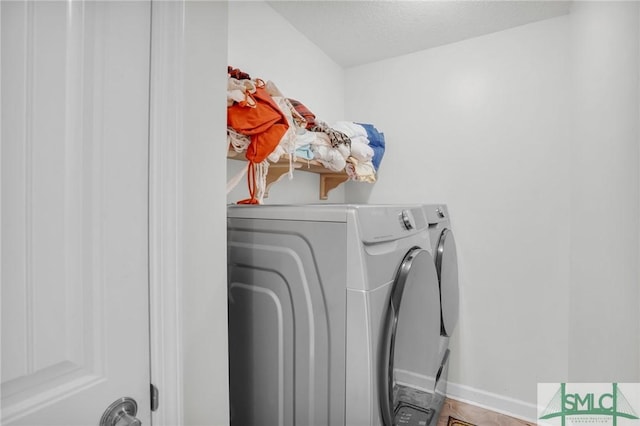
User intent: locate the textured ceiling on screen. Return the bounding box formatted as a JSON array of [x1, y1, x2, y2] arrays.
[[267, 1, 572, 68]]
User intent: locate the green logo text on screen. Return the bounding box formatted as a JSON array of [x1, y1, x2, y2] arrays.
[[540, 383, 639, 426]]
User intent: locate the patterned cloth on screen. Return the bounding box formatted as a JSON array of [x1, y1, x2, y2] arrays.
[[228, 66, 251, 80], [309, 120, 351, 149], [288, 98, 317, 129]]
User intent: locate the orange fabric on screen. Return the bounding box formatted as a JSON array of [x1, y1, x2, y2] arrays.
[[228, 83, 288, 204], [227, 86, 289, 163], [237, 162, 259, 204]]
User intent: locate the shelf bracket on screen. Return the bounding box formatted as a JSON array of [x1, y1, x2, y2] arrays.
[[264, 163, 302, 198], [319, 174, 350, 200]]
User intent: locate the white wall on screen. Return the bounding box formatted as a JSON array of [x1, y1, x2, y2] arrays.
[[345, 16, 572, 418], [568, 1, 639, 382], [226, 1, 346, 204], [182, 2, 229, 425]]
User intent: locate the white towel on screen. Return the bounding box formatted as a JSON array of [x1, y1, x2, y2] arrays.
[[331, 121, 368, 139], [311, 133, 347, 171], [350, 140, 374, 162], [346, 157, 376, 183], [313, 146, 347, 172]]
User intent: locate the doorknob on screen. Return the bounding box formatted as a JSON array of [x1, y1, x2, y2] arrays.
[[100, 397, 142, 426]]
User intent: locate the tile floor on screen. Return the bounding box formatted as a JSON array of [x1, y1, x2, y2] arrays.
[[436, 398, 536, 426]]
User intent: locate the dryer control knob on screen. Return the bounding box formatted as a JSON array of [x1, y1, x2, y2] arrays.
[[401, 210, 414, 230]]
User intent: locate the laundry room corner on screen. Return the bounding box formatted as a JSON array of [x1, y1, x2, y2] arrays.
[[223, 0, 640, 424]]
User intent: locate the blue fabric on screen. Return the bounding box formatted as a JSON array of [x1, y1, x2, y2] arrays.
[[295, 145, 315, 161], [357, 123, 385, 171]]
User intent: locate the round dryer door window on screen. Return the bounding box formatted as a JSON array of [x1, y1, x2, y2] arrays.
[[436, 229, 459, 337], [378, 248, 441, 426]]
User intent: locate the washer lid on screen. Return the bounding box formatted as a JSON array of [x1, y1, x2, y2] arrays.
[[436, 229, 459, 337]]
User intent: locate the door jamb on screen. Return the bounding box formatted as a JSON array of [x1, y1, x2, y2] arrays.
[[148, 1, 185, 424]]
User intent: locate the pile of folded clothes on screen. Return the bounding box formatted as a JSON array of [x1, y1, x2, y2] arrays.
[[227, 65, 385, 204]]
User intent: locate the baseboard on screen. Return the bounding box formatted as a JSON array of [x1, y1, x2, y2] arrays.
[[446, 382, 538, 423], [395, 369, 436, 393]]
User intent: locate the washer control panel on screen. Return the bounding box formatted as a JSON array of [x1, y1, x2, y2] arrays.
[[401, 209, 415, 230], [356, 206, 428, 244]]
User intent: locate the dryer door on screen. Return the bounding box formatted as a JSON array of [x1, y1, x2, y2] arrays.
[[379, 248, 441, 426], [436, 229, 459, 337]]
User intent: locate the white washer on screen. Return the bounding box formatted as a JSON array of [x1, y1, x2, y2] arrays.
[[227, 204, 452, 426]]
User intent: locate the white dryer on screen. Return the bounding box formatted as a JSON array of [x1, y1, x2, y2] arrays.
[[424, 204, 459, 340], [227, 204, 455, 426], [412, 204, 460, 420]]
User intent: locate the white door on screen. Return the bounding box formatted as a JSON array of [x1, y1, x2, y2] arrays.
[[1, 1, 152, 425]]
